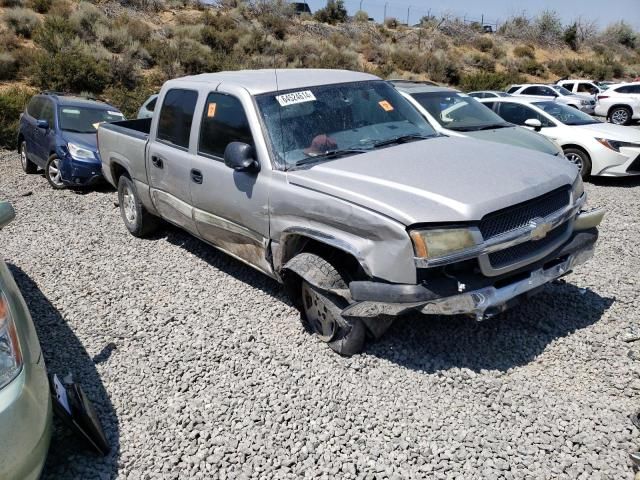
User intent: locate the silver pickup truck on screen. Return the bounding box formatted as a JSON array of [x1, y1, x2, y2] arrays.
[[98, 69, 603, 356]]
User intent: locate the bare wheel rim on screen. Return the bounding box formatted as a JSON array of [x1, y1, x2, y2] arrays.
[[611, 109, 629, 124], [302, 283, 336, 342], [122, 183, 137, 224], [20, 143, 27, 169], [566, 152, 583, 171], [48, 158, 63, 186]]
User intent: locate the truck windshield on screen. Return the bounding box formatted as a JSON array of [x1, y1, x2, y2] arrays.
[[255, 80, 436, 169], [532, 101, 599, 125], [550, 85, 573, 96], [409, 91, 510, 132], [58, 107, 124, 134]]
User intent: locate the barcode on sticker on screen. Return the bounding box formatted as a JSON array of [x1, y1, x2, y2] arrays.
[[276, 90, 316, 107]]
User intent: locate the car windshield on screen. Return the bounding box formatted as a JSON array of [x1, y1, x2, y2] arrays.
[[533, 101, 599, 125], [255, 80, 437, 169], [550, 85, 573, 96], [58, 107, 124, 133], [410, 91, 510, 131]]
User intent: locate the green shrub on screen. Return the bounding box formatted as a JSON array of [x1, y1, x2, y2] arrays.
[[0, 0, 23, 7], [390, 48, 421, 72], [33, 14, 75, 52], [0, 52, 18, 80], [259, 12, 288, 40], [96, 24, 131, 53], [563, 23, 578, 51], [110, 54, 140, 89], [69, 2, 107, 41], [0, 86, 34, 148], [513, 44, 535, 59], [384, 17, 399, 29], [459, 71, 523, 91], [354, 10, 368, 22], [103, 81, 159, 119], [3, 8, 40, 38], [28, 0, 51, 13], [314, 0, 347, 25], [201, 11, 240, 51], [518, 58, 545, 76], [30, 40, 111, 93], [114, 15, 152, 43], [0, 30, 20, 50], [547, 59, 569, 77], [466, 52, 496, 72], [474, 36, 493, 52], [603, 21, 637, 49]]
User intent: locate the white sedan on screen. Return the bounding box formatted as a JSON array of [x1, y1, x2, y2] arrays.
[[479, 97, 640, 178]]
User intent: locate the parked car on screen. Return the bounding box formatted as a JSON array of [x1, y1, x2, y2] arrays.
[[506, 83, 596, 114], [98, 69, 602, 355], [594, 82, 640, 126], [391, 82, 564, 157], [17, 92, 124, 189], [0, 201, 52, 480], [467, 90, 512, 99], [137, 94, 158, 119], [479, 96, 640, 177], [556, 79, 604, 97]]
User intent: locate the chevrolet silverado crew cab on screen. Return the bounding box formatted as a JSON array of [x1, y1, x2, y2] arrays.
[[98, 69, 603, 356]]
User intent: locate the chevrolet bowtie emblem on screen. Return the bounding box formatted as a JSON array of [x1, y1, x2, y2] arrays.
[[529, 218, 553, 240]]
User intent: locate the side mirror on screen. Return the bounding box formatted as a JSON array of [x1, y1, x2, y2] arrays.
[[0, 202, 16, 229], [224, 142, 259, 173], [36, 119, 49, 130], [524, 118, 542, 131]]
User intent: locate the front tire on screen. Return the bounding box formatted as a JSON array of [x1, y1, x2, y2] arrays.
[[45, 155, 66, 189], [291, 254, 366, 356], [20, 141, 37, 174], [609, 106, 632, 126], [117, 175, 159, 237], [563, 147, 591, 179]]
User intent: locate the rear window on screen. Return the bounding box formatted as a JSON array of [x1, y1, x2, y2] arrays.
[[157, 89, 198, 149], [506, 86, 520, 94]]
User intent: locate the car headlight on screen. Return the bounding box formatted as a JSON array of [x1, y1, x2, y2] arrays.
[[68, 142, 95, 160], [595, 138, 640, 153], [409, 228, 477, 259], [0, 294, 23, 390], [572, 174, 584, 201], [580, 100, 590, 106]]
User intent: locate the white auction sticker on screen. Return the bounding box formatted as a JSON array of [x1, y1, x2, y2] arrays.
[[276, 90, 316, 107]]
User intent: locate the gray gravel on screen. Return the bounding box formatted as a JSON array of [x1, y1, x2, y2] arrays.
[[1, 147, 640, 480]]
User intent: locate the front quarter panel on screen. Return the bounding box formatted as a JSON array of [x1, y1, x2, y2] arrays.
[[269, 172, 417, 284]]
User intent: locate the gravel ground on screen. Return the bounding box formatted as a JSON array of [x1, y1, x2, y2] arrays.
[[1, 147, 640, 480]]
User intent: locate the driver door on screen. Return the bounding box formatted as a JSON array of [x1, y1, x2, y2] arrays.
[[189, 87, 272, 275]]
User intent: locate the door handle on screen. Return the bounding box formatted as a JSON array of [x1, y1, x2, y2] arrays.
[[190, 169, 203, 184], [151, 156, 163, 169]]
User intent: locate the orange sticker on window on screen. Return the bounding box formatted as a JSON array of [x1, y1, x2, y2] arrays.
[[378, 100, 394, 112], [207, 103, 217, 118]]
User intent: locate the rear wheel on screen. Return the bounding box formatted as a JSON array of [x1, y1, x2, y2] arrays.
[[20, 141, 37, 174], [45, 155, 65, 189], [563, 147, 591, 179], [609, 106, 632, 126], [117, 175, 159, 237]]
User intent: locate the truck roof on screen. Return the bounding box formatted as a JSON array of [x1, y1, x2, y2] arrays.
[[172, 69, 380, 95]]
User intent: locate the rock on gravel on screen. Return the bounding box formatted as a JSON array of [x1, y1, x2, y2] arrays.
[[1, 148, 640, 479]]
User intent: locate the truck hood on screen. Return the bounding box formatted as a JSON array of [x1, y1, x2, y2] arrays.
[[464, 126, 560, 156], [286, 136, 577, 226], [574, 122, 640, 142]]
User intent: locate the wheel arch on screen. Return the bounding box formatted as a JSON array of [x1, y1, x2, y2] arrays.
[[16, 133, 24, 151], [607, 104, 632, 117], [110, 160, 131, 184]]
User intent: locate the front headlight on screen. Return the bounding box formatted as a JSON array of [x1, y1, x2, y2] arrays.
[[580, 100, 590, 106], [595, 138, 640, 153], [68, 142, 95, 160], [0, 294, 23, 390], [409, 228, 477, 259], [572, 174, 584, 201]]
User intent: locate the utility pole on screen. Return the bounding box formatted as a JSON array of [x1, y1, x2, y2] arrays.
[[359, 0, 363, 11], [406, 5, 411, 25], [383, 1, 388, 21]]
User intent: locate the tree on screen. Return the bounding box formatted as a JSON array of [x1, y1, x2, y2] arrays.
[[563, 23, 578, 51], [314, 0, 348, 25]]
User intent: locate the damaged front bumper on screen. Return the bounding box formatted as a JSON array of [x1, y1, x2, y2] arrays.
[[343, 223, 601, 321]]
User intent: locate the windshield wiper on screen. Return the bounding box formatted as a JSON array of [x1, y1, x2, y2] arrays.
[[371, 134, 434, 148], [448, 124, 509, 132], [290, 148, 368, 169]]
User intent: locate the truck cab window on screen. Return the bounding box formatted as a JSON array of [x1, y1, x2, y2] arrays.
[[157, 89, 198, 149], [198, 93, 253, 159]]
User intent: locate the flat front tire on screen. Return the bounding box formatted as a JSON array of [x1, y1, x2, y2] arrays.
[[20, 141, 37, 174], [45, 155, 65, 189], [117, 175, 159, 237]]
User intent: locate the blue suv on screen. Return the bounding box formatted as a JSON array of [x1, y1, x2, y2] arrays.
[[17, 92, 124, 189]]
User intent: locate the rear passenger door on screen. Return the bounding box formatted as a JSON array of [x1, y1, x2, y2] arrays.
[[189, 88, 272, 275], [32, 98, 56, 164], [22, 97, 44, 165], [147, 88, 199, 234]]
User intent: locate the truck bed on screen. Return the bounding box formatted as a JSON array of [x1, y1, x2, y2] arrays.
[[98, 118, 151, 188]]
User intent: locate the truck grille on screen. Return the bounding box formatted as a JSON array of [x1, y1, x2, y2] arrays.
[[479, 186, 570, 240], [488, 222, 570, 269]]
